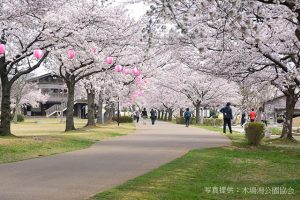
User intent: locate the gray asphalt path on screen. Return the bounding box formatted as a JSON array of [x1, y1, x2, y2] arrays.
[[0, 121, 230, 200]]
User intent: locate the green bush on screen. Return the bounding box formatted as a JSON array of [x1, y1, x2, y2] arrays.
[[16, 114, 24, 122], [210, 110, 218, 118], [245, 122, 265, 146], [203, 118, 223, 126], [176, 117, 196, 124], [267, 127, 282, 135], [112, 116, 133, 123]]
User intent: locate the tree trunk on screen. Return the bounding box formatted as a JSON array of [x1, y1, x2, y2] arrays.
[[180, 108, 184, 117], [168, 109, 173, 121], [13, 107, 17, 123], [86, 89, 96, 126], [104, 107, 109, 123], [13, 98, 21, 124], [164, 111, 168, 121], [195, 103, 201, 124], [105, 102, 114, 122], [281, 93, 297, 139], [65, 81, 76, 131], [158, 110, 161, 120], [161, 110, 164, 120], [0, 78, 12, 136], [200, 108, 204, 124], [97, 95, 103, 124], [111, 103, 116, 118]]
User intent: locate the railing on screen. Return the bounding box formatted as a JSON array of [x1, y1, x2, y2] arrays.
[[45, 99, 88, 117], [46, 102, 67, 117]]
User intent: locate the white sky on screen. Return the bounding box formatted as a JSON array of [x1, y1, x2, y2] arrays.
[[118, 1, 148, 20]]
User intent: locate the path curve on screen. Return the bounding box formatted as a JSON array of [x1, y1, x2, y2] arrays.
[[0, 121, 230, 200]]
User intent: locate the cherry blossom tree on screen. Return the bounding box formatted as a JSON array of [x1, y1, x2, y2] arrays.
[[137, 0, 300, 139], [0, 0, 69, 135], [157, 64, 238, 124], [10, 75, 49, 123], [48, 0, 145, 131]]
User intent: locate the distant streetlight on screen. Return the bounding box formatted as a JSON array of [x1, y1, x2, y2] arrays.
[[117, 96, 120, 126]]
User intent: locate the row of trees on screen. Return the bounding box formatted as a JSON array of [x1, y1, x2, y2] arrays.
[[2, 0, 299, 141], [129, 0, 300, 140], [0, 0, 167, 135]]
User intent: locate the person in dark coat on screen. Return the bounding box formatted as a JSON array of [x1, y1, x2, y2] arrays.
[[220, 102, 233, 134], [184, 108, 192, 127], [141, 108, 148, 125], [241, 111, 246, 127], [150, 109, 157, 125], [135, 110, 140, 123]]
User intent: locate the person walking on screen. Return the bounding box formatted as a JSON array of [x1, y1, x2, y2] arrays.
[[150, 109, 158, 125], [135, 110, 140, 123], [261, 111, 268, 126], [184, 108, 192, 127], [241, 111, 246, 127], [257, 107, 268, 126], [249, 108, 256, 122], [141, 108, 148, 125], [220, 102, 233, 134]]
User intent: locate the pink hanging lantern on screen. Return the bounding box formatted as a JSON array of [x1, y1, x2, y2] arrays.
[[132, 67, 139, 75], [0, 44, 5, 55], [106, 56, 113, 65], [136, 69, 141, 76], [115, 65, 123, 73], [91, 47, 97, 54], [33, 48, 43, 59], [68, 49, 75, 60], [123, 68, 130, 75]]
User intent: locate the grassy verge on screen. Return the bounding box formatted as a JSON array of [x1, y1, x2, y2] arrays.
[[193, 124, 241, 134], [267, 127, 282, 135], [0, 118, 135, 164], [90, 126, 300, 200]]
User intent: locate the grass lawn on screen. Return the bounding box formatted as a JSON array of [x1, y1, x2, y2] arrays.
[[90, 127, 300, 200], [192, 124, 241, 134], [0, 118, 135, 164], [267, 127, 283, 135]]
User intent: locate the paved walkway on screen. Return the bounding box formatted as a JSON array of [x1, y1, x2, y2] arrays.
[[0, 121, 230, 200]]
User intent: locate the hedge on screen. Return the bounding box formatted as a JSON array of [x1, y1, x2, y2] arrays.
[[176, 117, 222, 126], [176, 117, 196, 124], [203, 118, 223, 126], [112, 116, 133, 123]]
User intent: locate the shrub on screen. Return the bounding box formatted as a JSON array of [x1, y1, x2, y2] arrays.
[[210, 110, 218, 118], [245, 122, 265, 146], [203, 118, 223, 126], [16, 114, 25, 122], [176, 117, 196, 124], [112, 116, 133, 123]]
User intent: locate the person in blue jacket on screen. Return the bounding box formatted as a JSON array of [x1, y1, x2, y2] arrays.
[[184, 108, 192, 127], [220, 102, 233, 134]]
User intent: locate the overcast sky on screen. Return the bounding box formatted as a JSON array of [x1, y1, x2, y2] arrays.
[[121, 1, 148, 20]]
